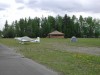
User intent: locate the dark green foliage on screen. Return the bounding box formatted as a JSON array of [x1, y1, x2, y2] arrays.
[[62, 14, 76, 38], [55, 15, 63, 31], [0, 30, 2, 37], [3, 20, 15, 38], [41, 17, 50, 37], [2, 15, 100, 38]]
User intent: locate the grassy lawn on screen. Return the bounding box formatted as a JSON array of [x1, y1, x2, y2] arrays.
[[0, 38, 100, 75]]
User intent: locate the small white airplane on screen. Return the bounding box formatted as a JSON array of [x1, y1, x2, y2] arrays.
[[14, 36, 40, 44]]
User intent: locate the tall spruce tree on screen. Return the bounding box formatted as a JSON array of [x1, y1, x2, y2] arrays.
[[55, 15, 63, 32], [3, 20, 9, 38], [62, 14, 73, 38]]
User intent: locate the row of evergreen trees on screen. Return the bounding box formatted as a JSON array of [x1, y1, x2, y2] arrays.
[[2, 14, 100, 38]]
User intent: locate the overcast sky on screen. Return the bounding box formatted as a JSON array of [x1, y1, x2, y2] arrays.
[[0, 0, 100, 30]]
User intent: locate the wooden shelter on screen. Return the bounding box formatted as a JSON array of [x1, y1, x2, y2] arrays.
[[48, 30, 64, 38]]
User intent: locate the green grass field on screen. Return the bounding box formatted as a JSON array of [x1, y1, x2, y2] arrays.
[[0, 38, 100, 75]]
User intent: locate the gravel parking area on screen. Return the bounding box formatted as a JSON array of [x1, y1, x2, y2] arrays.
[[53, 43, 100, 56]]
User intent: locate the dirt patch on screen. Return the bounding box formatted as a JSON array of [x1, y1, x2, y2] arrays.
[[53, 43, 100, 56]]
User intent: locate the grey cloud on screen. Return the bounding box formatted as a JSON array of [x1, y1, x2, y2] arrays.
[[26, 0, 39, 7], [26, 0, 83, 12], [0, 8, 5, 11], [15, 0, 37, 4], [15, 0, 24, 3], [28, 0, 38, 4], [17, 6, 25, 10], [0, 3, 10, 11], [16, 0, 100, 13]]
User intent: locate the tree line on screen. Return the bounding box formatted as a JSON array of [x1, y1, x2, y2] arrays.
[[1, 14, 100, 38]]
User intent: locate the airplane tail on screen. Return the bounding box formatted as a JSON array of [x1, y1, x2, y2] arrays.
[[31, 37, 40, 43]]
